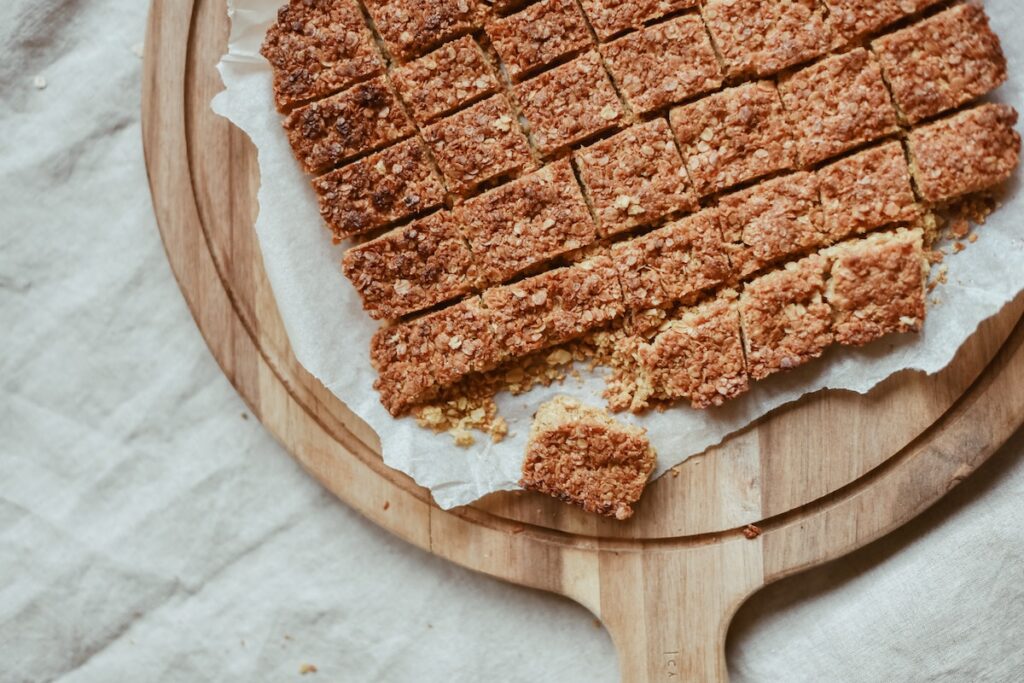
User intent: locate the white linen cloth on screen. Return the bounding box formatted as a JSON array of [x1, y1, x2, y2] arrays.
[[0, 1, 1021, 681]]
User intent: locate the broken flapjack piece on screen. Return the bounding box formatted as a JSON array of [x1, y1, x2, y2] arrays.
[[520, 396, 657, 520]]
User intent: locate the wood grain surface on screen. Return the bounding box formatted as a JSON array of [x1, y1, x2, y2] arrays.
[[142, 0, 1024, 679]]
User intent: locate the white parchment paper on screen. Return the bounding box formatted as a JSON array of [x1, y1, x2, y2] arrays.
[[212, 0, 1024, 509]]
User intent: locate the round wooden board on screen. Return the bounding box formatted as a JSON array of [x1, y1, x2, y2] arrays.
[[143, 1, 1024, 679]]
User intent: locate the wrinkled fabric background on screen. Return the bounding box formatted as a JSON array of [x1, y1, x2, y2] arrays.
[[2, 1, 1023, 681]]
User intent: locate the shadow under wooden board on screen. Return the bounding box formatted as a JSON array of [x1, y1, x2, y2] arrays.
[[142, 0, 1024, 679]]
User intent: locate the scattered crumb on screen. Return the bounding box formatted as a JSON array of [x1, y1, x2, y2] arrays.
[[927, 264, 948, 293], [299, 663, 318, 675], [933, 192, 999, 256], [132, 42, 145, 58], [413, 389, 509, 447], [33, 75, 47, 90], [949, 217, 970, 239], [382, 500, 390, 510], [743, 524, 762, 539], [411, 335, 600, 444]]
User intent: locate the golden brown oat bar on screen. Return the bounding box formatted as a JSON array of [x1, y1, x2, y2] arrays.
[[670, 81, 797, 197], [779, 48, 898, 167], [421, 94, 535, 196], [823, 0, 944, 48], [514, 52, 625, 157], [342, 211, 477, 320], [601, 15, 723, 116], [609, 237, 670, 313], [872, 4, 1007, 125], [283, 76, 414, 174], [824, 228, 927, 347], [391, 36, 500, 125], [371, 297, 498, 415], [363, 0, 481, 62], [261, 0, 385, 111], [739, 254, 833, 381], [312, 137, 445, 240], [520, 396, 656, 520], [574, 119, 697, 237], [483, 256, 624, 359], [579, 0, 698, 41], [817, 141, 918, 242], [701, 0, 830, 78], [907, 104, 1021, 204], [636, 292, 749, 410], [611, 210, 731, 311], [486, 0, 592, 82], [718, 172, 827, 280], [458, 159, 597, 285]]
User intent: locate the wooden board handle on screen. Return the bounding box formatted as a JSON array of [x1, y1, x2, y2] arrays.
[[585, 540, 764, 683]]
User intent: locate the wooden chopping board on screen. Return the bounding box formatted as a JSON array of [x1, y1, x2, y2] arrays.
[[142, 0, 1024, 679]]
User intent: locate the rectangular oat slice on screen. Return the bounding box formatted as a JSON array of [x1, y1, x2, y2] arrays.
[[907, 104, 1021, 204], [579, 0, 698, 41], [817, 140, 918, 242], [261, 0, 385, 111], [611, 209, 732, 311], [483, 255, 624, 360], [458, 159, 598, 285], [635, 291, 749, 410], [371, 297, 498, 415], [486, 0, 592, 82], [739, 254, 833, 381], [601, 15, 723, 116], [312, 137, 446, 240], [283, 76, 414, 175], [670, 81, 797, 197], [342, 211, 478, 320], [363, 0, 481, 62], [421, 94, 535, 196], [872, 4, 1008, 125], [701, 0, 831, 78], [574, 119, 697, 237], [779, 48, 899, 167], [515, 52, 626, 157], [391, 36, 500, 125], [718, 172, 827, 280], [824, 228, 927, 347], [823, 0, 944, 48]]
